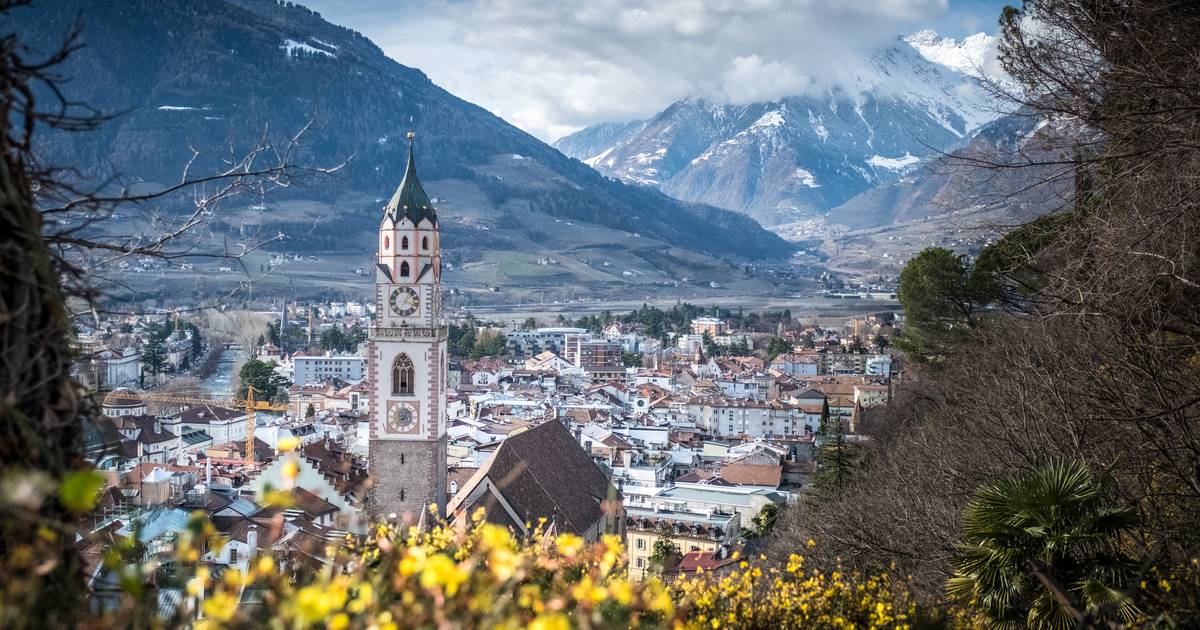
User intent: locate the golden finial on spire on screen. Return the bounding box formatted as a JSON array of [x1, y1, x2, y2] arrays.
[[406, 131, 416, 141]]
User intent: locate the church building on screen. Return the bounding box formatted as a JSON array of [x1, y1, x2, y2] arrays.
[[366, 133, 448, 522]]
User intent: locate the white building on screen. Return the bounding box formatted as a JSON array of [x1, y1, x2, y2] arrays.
[[505, 327, 587, 357], [686, 396, 824, 438], [292, 353, 365, 386], [92, 346, 142, 388]]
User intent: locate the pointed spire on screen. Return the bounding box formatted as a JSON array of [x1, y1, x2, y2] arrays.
[[384, 131, 437, 226]]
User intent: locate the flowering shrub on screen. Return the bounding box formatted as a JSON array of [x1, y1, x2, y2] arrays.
[[672, 551, 924, 629], [49, 508, 931, 630], [1, 450, 931, 628]]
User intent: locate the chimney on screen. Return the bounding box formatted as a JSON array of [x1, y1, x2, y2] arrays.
[[154, 419, 162, 434], [247, 523, 258, 558], [622, 450, 634, 469]]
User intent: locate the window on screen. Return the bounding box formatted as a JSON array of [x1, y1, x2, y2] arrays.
[[635, 538, 645, 550], [401, 236, 409, 250], [383, 235, 390, 249], [422, 236, 429, 250], [635, 557, 644, 568], [400, 261, 410, 277], [392, 354, 414, 395]]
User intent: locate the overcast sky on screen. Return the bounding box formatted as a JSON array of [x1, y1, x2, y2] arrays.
[[300, 0, 1010, 142]]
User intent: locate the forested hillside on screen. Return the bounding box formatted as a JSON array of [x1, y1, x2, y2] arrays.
[[14, 0, 792, 261], [772, 1, 1200, 626]]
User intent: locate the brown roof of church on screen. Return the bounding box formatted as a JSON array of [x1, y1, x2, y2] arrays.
[[449, 420, 617, 536]]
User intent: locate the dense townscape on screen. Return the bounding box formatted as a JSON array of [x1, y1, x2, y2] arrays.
[[75, 262, 899, 594]]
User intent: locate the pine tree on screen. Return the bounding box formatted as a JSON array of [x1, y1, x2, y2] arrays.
[[143, 335, 166, 378]]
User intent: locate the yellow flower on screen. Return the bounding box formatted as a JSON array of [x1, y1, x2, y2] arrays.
[[490, 548, 519, 581], [554, 533, 585, 558], [529, 613, 570, 630], [609, 579, 634, 605], [479, 523, 512, 550], [420, 553, 469, 596], [277, 436, 301, 452], [282, 458, 300, 483], [203, 591, 238, 621], [570, 575, 608, 605], [295, 585, 329, 624]]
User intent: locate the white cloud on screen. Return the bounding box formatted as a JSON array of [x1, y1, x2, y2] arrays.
[[303, 0, 1004, 141]]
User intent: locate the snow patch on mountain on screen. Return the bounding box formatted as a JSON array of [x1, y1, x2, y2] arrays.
[[281, 38, 335, 58], [750, 110, 786, 131], [807, 110, 828, 142], [867, 153, 920, 170], [794, 168, 820, 188], [584, 145, 615, 167]]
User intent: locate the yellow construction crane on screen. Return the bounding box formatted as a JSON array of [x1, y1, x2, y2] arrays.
[[106, 385, 287, 469]]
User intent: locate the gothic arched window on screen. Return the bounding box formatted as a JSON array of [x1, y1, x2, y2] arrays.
[[422, 236, 429, 250], [401, 236, 409, 250], [383, 235, 390, 249], [400, 261, 410, 277], [392, 354, 414, 395]]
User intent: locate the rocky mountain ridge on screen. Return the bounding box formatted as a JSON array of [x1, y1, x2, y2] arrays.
[[555, 33, 1003, 226]]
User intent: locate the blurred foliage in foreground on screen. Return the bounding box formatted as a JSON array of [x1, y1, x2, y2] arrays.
[[1, 469, 932, 630]]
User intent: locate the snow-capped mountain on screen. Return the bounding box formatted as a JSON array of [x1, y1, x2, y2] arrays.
[[555, 33, 1003, 225], [904, 30, 1001, 81]]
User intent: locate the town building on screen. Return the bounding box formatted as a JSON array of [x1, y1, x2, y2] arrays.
[[690, 317, 728, 336], [448, 420, 622, 540], [504, 327, 587, 357], [91, 346, 142, 388], [625, 506, 739, 580], [292, 353, 365, 386]]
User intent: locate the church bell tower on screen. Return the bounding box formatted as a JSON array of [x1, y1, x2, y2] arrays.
[[367, 132, 448, 522]]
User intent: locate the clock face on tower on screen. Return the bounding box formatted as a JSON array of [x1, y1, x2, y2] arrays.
[[389, 286, 420, 317], [385, 400, 419, 434]]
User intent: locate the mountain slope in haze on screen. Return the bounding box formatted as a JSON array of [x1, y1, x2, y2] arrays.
[[553, 119, 647, 165], [555, 35, 1000, 226], [15, 0, 794, 277], [825, 111, 1067, 230]]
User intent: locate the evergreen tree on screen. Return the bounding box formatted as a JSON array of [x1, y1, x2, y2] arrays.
[[894, 247, 996, 363], [187, 323, 203, 356], [813, 422, 865, 499], [143, 335, 166, 377], [766, 337, 792, 360], [470, 330, 507, 359], [238, 358, 289, 402]]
